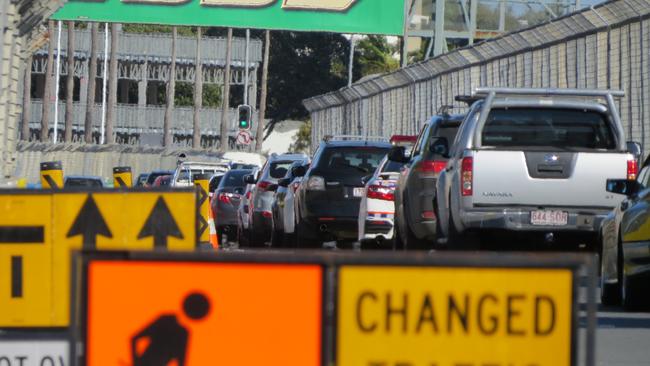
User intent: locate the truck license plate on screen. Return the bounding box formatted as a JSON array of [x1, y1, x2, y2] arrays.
[[531, 210, 568, 226]]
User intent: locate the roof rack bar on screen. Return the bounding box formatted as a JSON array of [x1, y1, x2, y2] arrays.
[[473, 87, 625, 98], [323, 135, 389, 142]]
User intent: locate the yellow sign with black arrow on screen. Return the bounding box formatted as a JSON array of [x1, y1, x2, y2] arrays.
[[0, 188, 197, 327]]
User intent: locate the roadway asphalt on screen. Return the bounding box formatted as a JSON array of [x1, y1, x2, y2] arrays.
[[593, 301, 650, 365]]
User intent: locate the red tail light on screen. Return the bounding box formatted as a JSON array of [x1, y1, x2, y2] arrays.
[[627, 158, 638, 180], [367, 184, 395, 201], [261, 211, 273, 218], [218, 193, 239, 205], [419, 160, 447, 177], [257, 181, 272, 191], [461, 157, 473, 197], [246, 191, 252, 199], [218, 193, 232, 204], [291, 181, 301, 193]]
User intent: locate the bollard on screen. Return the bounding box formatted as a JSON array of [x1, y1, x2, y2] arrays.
[[113, 167, 133, 188], [40, 161, 64, 189], [193, 173, 212, 245]]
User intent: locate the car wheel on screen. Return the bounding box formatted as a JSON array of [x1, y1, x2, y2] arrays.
[[238, 227, 249, 248], [296, 220, 318, 248], [600, 237, 621, 306], [447, 209, 480, 251], [271, 228, 284, 248]]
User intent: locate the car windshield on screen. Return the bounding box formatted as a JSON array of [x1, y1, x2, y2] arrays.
[[432, 124, 460, 159], [481, 108, 617, 150], [146, 172, 171, 185], [381, 160, 405, 173], [209, 175, 224, 192], [318, 147, 389, 178], [65, 178, 102, 187], [219, 170, 252, 189], [269, 161, 296, 179], [177, 168, 224, 183]]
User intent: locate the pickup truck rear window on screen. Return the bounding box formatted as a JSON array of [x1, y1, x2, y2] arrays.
[[481, 108, 617, 150]]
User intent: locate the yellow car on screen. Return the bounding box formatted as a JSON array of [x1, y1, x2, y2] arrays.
[[600, 162, 650, 309]]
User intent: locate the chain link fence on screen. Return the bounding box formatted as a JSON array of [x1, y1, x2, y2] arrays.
[[304, 0, 650, 154]]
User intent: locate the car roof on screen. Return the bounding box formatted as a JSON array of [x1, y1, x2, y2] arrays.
[[268, 153, 309, 161], [321, 140, 392, 148], [149, 170, 174, 174], [431, 113, 465, 125]]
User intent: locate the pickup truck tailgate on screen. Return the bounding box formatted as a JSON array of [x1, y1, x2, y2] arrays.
[[472, 150, 627, 208]]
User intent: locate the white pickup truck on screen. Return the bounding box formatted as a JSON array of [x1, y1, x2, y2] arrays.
[[435, 88, 641, 250]]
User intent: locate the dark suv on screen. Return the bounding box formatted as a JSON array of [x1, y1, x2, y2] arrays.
[[294, 137, 392, 248], [388, 112, 464, 250]]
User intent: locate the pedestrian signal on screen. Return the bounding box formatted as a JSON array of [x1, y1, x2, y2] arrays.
[[238, 105, 252, 130]]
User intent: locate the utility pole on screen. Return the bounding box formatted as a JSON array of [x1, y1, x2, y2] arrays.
[[219, 28, 233, 152], [164, 26, 178, 147], [85, 22, 98, 144], [255, 30, 270, 153], [41, 20, 55, 143], [105, 23, 119, 144], [192, 27, 203, 149], [21, 54, 32, 141], [64, 21, 75, 143]]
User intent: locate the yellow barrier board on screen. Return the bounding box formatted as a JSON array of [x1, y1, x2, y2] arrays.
[[337, 266, 574, 366], [0, 189, 197, 327]]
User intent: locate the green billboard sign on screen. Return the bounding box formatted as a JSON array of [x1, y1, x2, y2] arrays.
[[53, 0, 406, 36]]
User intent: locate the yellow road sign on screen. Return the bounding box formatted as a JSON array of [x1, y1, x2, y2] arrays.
[[337, 266, 574, 366], [113, 167, 133, 188], [0, 194, 53, 326], [0, 189, 197, 327], [40, 162, 63, 189], [194, 174, 211, 243]]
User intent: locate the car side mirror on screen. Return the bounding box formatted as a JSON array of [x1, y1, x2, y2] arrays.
[[388, 146, 408, 163], [361, 175, 372, 185], [606, 179, 639, 196], [429, 137, 450, 158], [278, 178, 291, 187], [244, 174, 257, 184], [267, 184, 279, 192], [292, 165, 307, 177]]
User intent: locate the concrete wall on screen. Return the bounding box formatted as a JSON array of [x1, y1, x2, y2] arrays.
[[14, 142, 228, 183]]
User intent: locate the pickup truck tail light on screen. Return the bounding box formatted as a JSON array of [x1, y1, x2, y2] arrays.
[[461, 157, 473, 197], [627, 158, 638, 180], [291, 181, 301, 193], [418, 160, 447, 177], [367, 184, 395, 201]]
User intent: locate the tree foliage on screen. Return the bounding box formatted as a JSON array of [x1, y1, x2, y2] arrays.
[[290, 120, 312, 154]]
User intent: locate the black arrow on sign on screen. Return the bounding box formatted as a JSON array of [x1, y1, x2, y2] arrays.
[[115, 176, 127, 188], [67, 194, 113, 249], [196, 185, 209, 237], [138, 196, 183, 248]]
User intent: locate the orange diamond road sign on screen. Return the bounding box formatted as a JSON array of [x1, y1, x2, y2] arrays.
[[82, 258, 323, 366]]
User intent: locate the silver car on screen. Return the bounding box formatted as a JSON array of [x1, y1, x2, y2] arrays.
[[244, 153, 309, 247]]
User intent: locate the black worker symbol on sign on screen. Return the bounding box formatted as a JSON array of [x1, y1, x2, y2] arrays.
[[130, 292, 211, 366]]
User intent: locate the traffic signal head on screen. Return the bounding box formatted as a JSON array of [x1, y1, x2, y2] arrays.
[[238, 105, 252, 130]]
